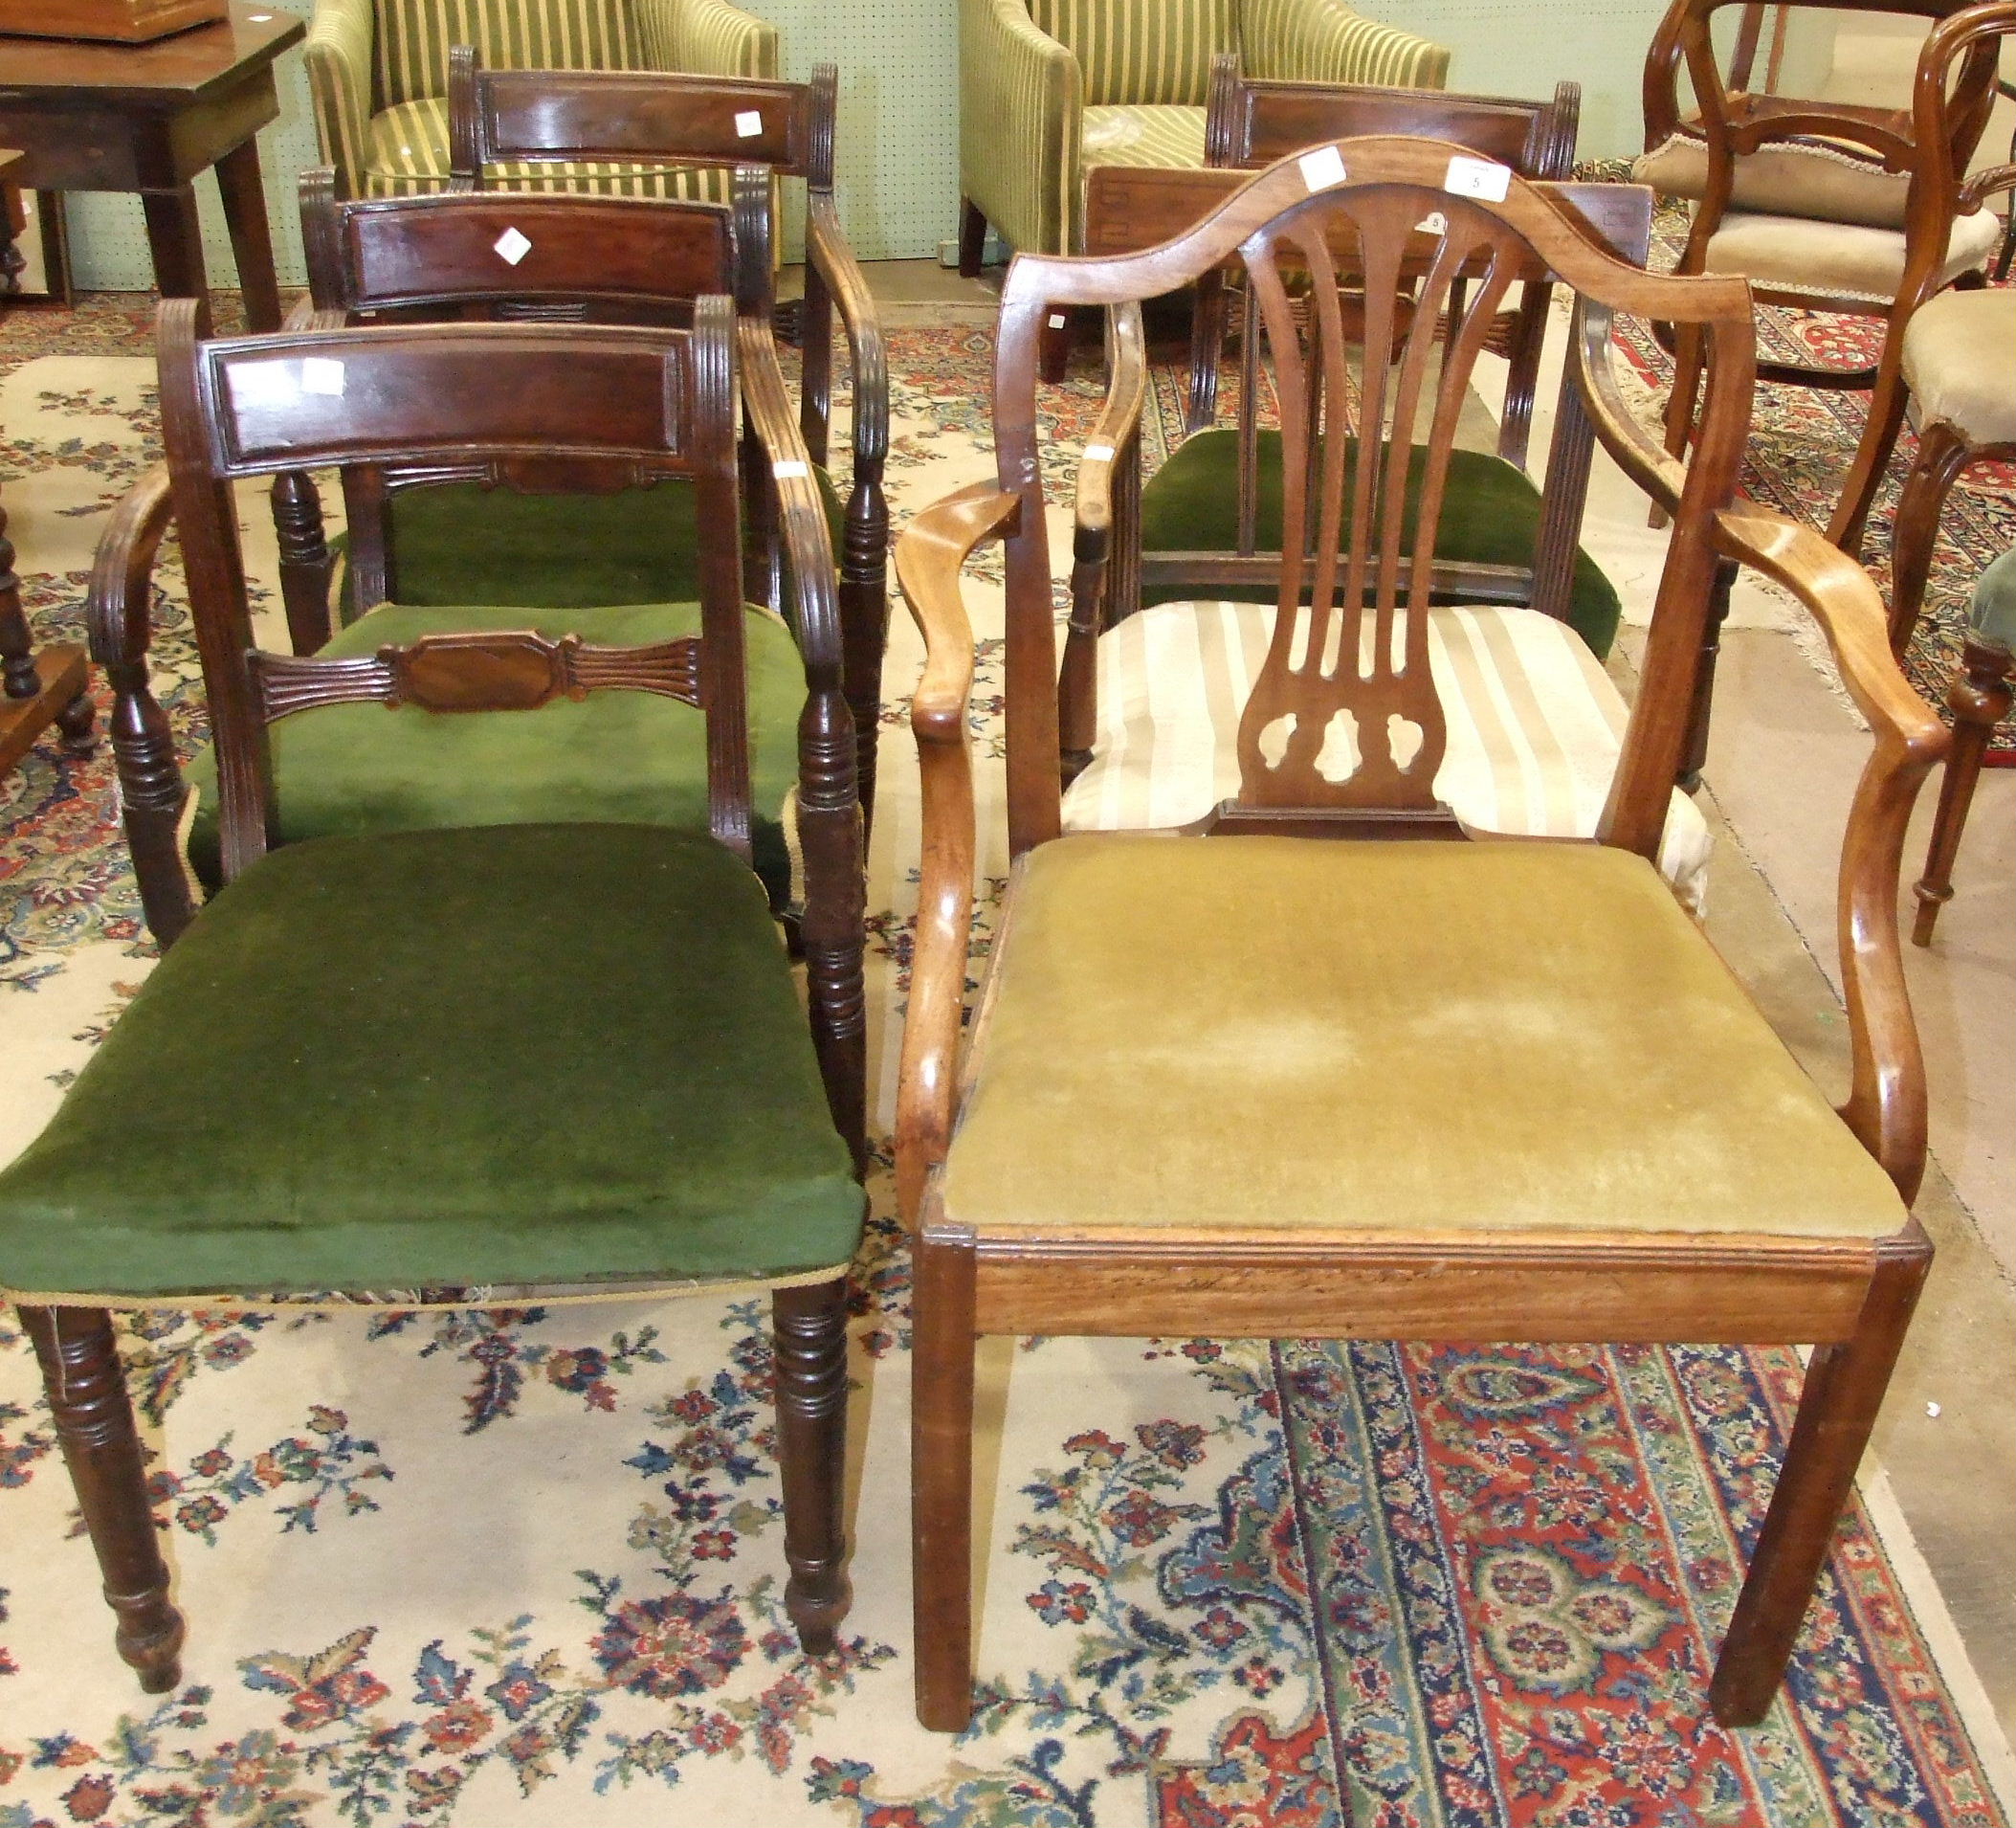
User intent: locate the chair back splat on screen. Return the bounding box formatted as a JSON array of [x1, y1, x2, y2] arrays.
[[1010, 138, 1752, 858]]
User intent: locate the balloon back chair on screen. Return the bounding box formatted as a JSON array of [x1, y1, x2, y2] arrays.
[[0, 300, 868, 1690], [893, 137, 1948, 1731]]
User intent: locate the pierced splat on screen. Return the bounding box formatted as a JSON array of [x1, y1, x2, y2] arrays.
[[1230, 186, 1519, 814]]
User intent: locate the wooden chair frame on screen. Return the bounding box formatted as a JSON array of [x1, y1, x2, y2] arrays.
[[447, 51, 891, 816], [55, 299, 865, 1693], [1644, 0, 2004, 558], [893, 138, 1946, 1732]]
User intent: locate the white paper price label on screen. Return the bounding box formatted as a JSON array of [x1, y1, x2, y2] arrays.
[[231, 362, 298, 407], [1083, 442, 1115, 462], [300, 358, 346, 396], [1297, 145, 1346, 192], [1047, 313, 1068, 330], [773, 459, 810, 479], [735, 109, 764, 138], [1415, 211, 1448, 235], [493, 226, 533, 265], [1445, 155, 1510, 201]]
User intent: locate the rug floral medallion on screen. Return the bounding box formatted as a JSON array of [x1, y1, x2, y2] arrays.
[[0, 298, 2009, 1828]]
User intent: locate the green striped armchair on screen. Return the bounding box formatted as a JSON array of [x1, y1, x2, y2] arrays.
[[959, 0, 1449, 263], [306, 0, 777, 200]]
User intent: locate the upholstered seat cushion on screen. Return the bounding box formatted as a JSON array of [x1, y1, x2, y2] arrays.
[[341, 465, 848, 618], [942, 836, 1907, 1237], [361, 97, 742, 199], [1971, 546, 2016, 648], [1078, 102, 1208, 176], [1141, 428, 1623, 655], [1700, 205, 2002, 303], [1634, 130, 1911, 230], [184, 601, 805, 899], [1903, 288, 2016, 445], [1060, 601, 1714, 906], [0, 823, 863, 1300]]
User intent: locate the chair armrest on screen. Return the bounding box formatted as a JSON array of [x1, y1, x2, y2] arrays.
[[304, 0, 375, 200], [807, 191, 888, 473], [893, 483, 1022, 1220], [1711, 505, 1949, 1203], [635, 0, 779, 78], [1571, 300, 1688, 518], [963, 0, 1080, 256], [1240, 0, 1450, 89], [1961, 161, 2016, 210], [87, 464, 197, 948]]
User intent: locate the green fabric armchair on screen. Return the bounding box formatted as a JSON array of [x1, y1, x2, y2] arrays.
[[957, 0, 1449, 262], [306, 0, 778, 199]]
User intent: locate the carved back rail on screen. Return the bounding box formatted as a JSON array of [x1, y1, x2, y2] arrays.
[[1001, 138, 1755, 859]]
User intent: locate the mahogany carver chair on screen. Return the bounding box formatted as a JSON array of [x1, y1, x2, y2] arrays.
[[95, 255, 837, 949], [1638, 0, 2005, 556], [895, 138, 1946, 1732], [1072, 162, 1717, 905], [0, 299, 867, 1690]]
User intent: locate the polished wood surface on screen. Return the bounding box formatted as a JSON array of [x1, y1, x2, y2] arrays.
[[0, 0, 226, 43], [895, 139, 1945, 1735], [0, 3, 301, 331]]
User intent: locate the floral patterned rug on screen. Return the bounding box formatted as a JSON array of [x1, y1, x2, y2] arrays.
[[1, 297, 2010, 1828]]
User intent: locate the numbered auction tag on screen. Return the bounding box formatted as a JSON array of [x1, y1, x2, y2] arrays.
[[300, 358, 347, 396], [493, 226, 533, 265], [1415, 211, 1448, 234], [1297, 145, 1346, 191], [773, 459, 810, 479], [735, 109, 764, 138], [1445, 155, 1510, 201], [1048, 313, 1068, 330]]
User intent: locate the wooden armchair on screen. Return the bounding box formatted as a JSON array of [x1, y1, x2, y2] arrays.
[[1637, 0, 2005, 556], [1071, 160, 1717, 907], [2, 299, 865, 1691], [304, 0, 776, 201], [894, 138, 1946, 1731]]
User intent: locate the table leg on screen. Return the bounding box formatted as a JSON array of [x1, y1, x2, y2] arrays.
[[140, 185, 210, 325], [215, 136, 282, 333], [0, 498, 96, 777]]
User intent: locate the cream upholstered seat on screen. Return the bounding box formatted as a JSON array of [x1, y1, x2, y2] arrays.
[[1061, 602, 1715, 907], [942, 836, 1907, 1237], [1698, 204, 2003, 303], [1635, 129, 1912, 228], [1902, 286, 2016, 443]]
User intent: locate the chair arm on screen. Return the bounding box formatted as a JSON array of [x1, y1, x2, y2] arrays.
[[303, 0, 375, 200], [87, 464, 197, 948], [963, 0, 1080, 256], [1571, 301, 1688, 518], [1240, 0, 1450, 89], [807, 191, 888, 471], [635, 0, 779, 78], [1074, 304, 1146, 546], [1711, 505, 1949, 1203], [1960, 161, 2016, 211], [893, 483, 1022, 1221]]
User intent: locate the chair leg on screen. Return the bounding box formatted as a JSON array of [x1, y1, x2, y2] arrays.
[[1887, 421, 1972, 658], [958, 198, 987, 279], [271, 470, 335, 656], [1913, 634, 2011, 946], [772, 1277, 853, 1655], [1677, 557, 1737, 793], [18, 1305, 185, 1693], [1826, 344, 1912, 562], [1039, 310, 1072, 386], [1708, 1238, 1930, 1727], [911, 1223, 979, 1731], [1652, 319, 1707, 529], [840, 467, 890, 843]]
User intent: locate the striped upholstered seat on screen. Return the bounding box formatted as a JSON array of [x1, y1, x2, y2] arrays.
[[961, 0, 1449, 258], [306, 0, 776, 202]]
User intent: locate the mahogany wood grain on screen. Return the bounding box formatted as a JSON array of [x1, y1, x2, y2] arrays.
[[771, 1278, 853, 1654], [896, 140, 1945, 1735], [0, 0, 225, 42], [1911, 628, 2011, 945]]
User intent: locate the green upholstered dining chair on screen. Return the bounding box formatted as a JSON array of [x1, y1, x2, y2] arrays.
[[1636, 0, 2006, 559], [305, 0, 775, 202], [93, 264, 845, 952], [1068, 162, 1717, 908], [894, 138, 1945, 1731], [957, 0, 1448, 374], [3, 298, 867, 1692], [1909, 544, 2014, 943]]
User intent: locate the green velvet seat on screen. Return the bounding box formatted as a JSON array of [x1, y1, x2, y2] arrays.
[[341, 467, 848, 618], [1971, 546, 2016, 647], [0, 823, 864, 1301], [1139, 428, 1623, 657], [185, 600, 805, 901]]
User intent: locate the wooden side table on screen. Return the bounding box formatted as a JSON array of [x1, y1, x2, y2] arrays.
[[1, 149, 95, 778], [0, 4, 305, 331]]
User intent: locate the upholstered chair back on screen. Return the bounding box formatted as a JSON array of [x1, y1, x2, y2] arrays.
[[1025, 0, 1239, 104], [372, 0, 637, 109]]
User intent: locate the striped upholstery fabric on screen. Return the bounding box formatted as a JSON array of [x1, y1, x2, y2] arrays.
[[1078, 103, 1207, 174], [1028, 0, 1234, 105], [361, 97, 742, 197], [374, 0, 633, 107], [1062, 601, 1713, 908], [1241, 0, 1449, 86]]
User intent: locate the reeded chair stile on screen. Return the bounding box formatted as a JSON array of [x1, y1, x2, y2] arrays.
[[897, 139, 1945, 1732]]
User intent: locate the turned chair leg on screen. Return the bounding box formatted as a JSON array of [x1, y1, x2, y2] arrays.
[[271, 470, 335, 656], [1708, 1241, 1929, 1726], [18, 1305, 186, 1692], [772, 1277, 853, 1655], [1913, 633, 2011, 946], [1886, 421, 1972, 658], [957, 198, 987, 280], [911, 1224, 979, 1730]]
